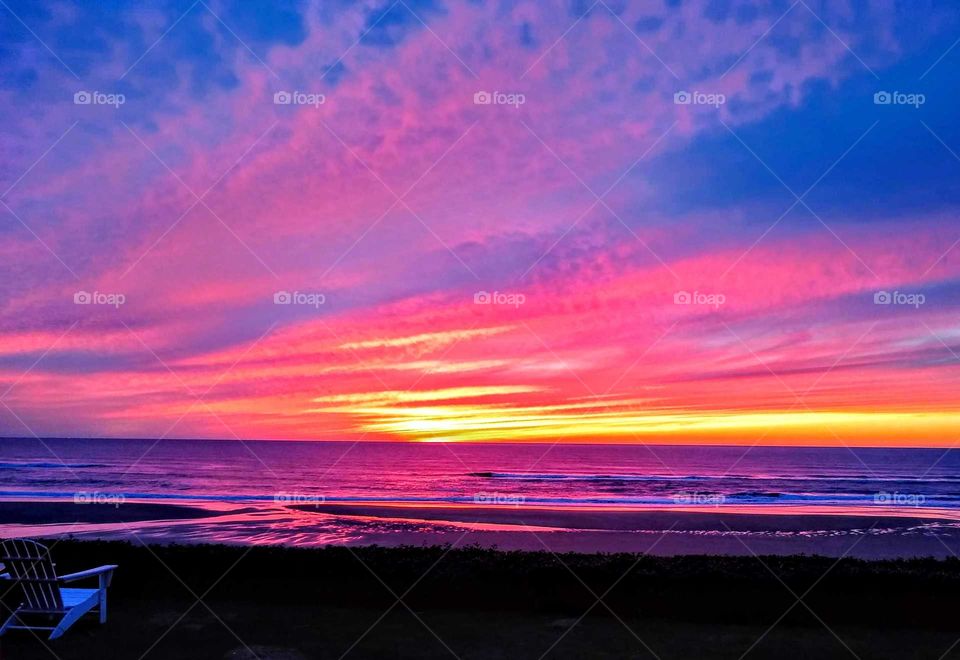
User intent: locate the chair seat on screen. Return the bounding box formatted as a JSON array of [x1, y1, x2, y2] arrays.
[[60, 588, 98, 608]]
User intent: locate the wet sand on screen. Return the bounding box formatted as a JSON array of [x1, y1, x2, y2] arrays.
[[282, 502, 960, 558], [0, 500, 226, 525], [3, 499, 959, 558], [289, 501, 958, 532]]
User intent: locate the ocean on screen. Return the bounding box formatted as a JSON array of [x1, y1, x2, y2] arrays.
[[2, 437, 959, 556]]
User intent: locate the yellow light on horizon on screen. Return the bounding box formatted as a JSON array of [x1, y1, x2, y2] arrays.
[[350, 406, 960, 446]]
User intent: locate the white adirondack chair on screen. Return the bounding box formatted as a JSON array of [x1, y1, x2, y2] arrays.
[[0, 539, 117, 640]]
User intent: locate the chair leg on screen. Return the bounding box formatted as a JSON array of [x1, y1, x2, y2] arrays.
[[0, 608, 21, 636], [99, 588, 107, 624], [50, 602, 95, 640]]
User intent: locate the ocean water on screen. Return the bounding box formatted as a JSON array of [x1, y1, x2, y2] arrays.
[[2, 437, 959, 555], [1, 437, 957, 507]]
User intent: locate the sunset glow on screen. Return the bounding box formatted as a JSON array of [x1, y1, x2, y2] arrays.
[[1, 1, 958, 446]]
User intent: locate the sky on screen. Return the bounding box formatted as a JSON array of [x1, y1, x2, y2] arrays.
[[1, 0, 959, 446]]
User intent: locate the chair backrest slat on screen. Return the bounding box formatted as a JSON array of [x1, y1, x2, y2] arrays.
[[1, 539, 63, 612]]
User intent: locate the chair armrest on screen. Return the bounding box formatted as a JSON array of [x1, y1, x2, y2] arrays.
[[60, 565, 118, 585]]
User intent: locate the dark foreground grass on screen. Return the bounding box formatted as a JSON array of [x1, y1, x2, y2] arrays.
[[2, 540, 960, 659]]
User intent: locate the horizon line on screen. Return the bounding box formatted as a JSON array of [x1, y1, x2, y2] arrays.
[[1, 435, 956, 450]]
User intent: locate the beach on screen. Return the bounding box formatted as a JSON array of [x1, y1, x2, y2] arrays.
[[3, 441, 960, 656], [3, 439, 960, 557], [4, 499, 960, 559], [3, 539, 960, 659]]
